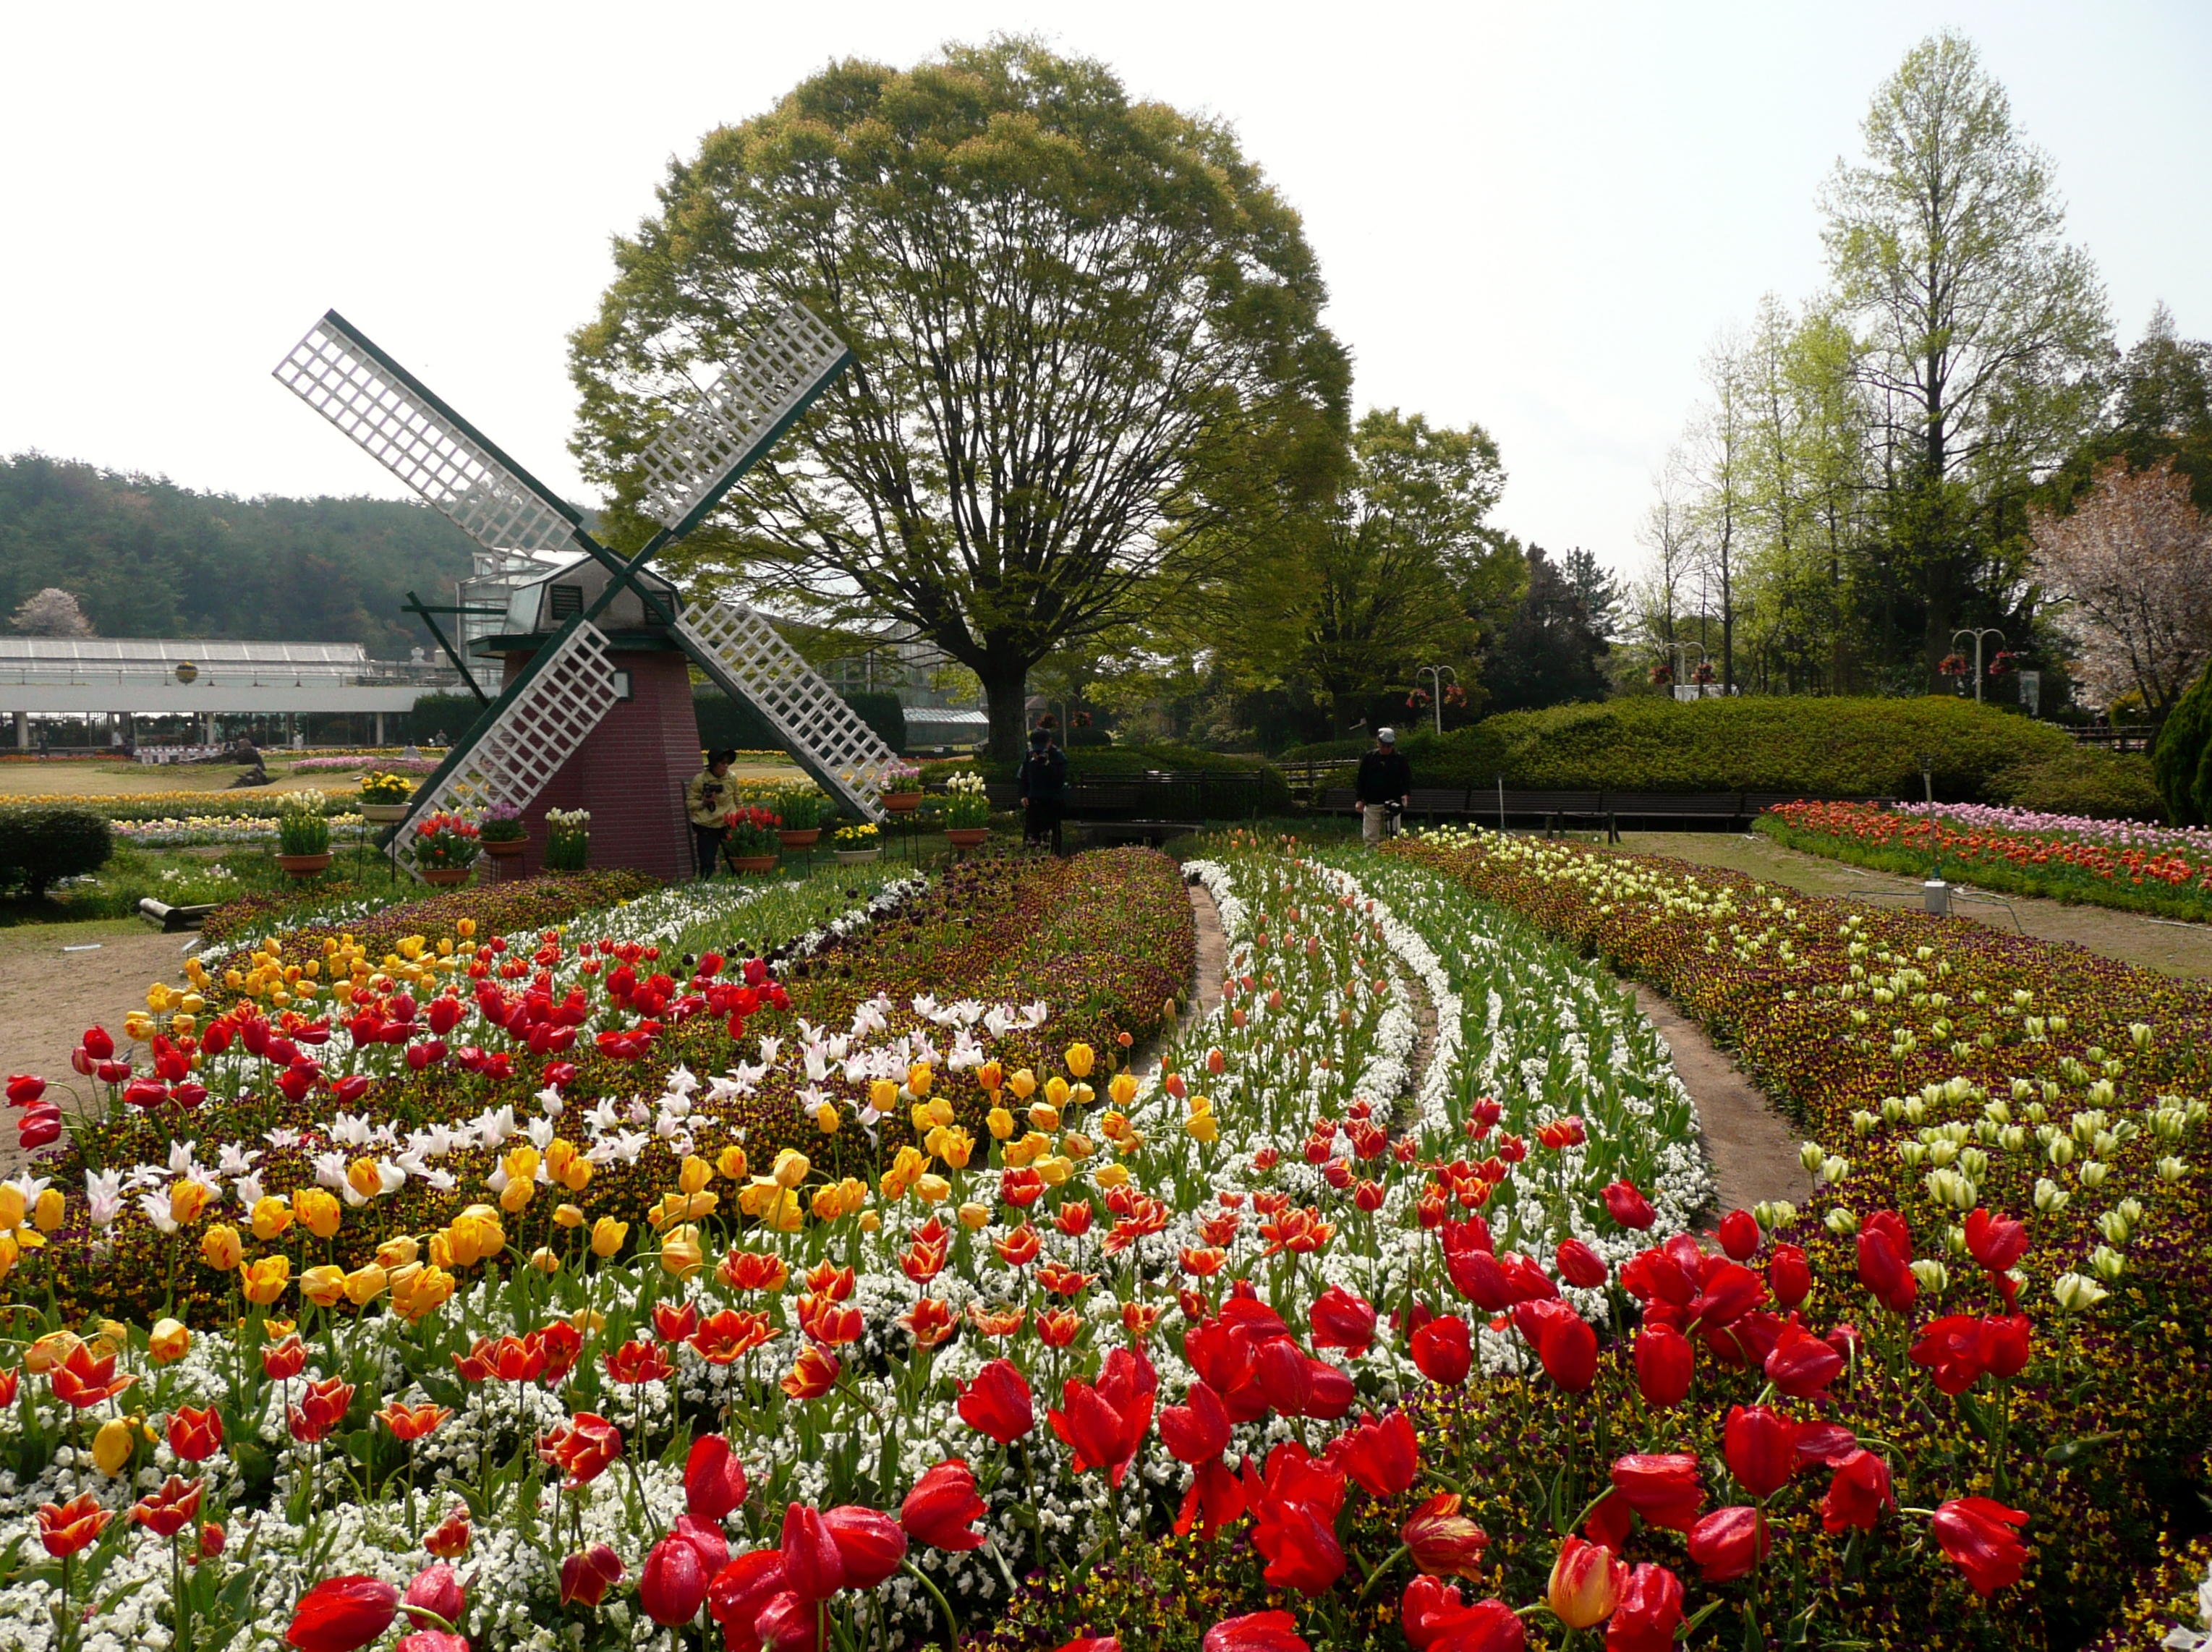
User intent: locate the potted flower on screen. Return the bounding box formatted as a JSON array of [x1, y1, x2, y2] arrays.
[[878, 761, 923, 813], [723, 805, 782, 873], [403, 810, 480, 886], [479, 800, 527, 873], [767, 784, 829, 850], [833, 821, 881, 864], [273, 792, 332, 878], [545, 807, 590, 872], [358, 770, 414, 824], [943, 769, 992, 851]]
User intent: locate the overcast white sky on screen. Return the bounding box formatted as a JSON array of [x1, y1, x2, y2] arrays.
[[3, 2, 2207, 581]]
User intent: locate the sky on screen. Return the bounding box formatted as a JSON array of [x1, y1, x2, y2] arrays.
[[3, 1, 2208, 585]]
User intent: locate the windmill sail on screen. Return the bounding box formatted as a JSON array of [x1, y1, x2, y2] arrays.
[[274, 312, 582, 557], [384, 618, 621, 874], [676, 600, 897, 821]]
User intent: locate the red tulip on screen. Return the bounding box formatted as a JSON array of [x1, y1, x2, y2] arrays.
[[0, 1366, 18, 1407], [1175, 1458, 1250, 1540], [286, 1575, 401, 1652], [1684, 1260, 1766, 1328], [1716, 1209, 1760, 1261], [1764, 1323, 1845, 1398], [1332, 1410, 1419, 1498], [130, 1475, 205, 1538], [169, 1404, 224, 1462], [1602, 1180, 1656, 1230], [705, 1548, 785, 1636], [754, 1590, 822, 1652], [1547, 1536, 1625, 1628], [1856, 1216, 1917, 1314], [1047, 1373, 1154, 1489], [1584, 1489, 1633, 1553], [1821, 1449, 1896, 1533], [1767, 1244, 1811, 1308], [1985, 1313, 2032, 1379], [424, 1504, 471, 1560], [402, 1562, 464, 1629], [1400, 1491, 1491, 1579], [778, 1503, 846, 1603], [685, 1433, 749, 1522], [1632, 1322, 1693, 1408], [50, 1342, 136, 1409], [1931, 1496, 2029, 1596], [1247, 1442, 1348, 1595], [1159, 1379, 1233, 1465], [1604, 1563, 1684, 1652], [1411, 1315, 1472, 1387], [1686, 1506, 1769, 1581], [1203, 1611, 1311, 1652], [82, 1025, 114, 1061], [263, 1334, 308, 1381], [394, 1634, 468, 1652], [1446, 1247, 1515, 1312], [953, 1357, 1034, 1447], [1609, 1454, 1703, 1533], [901, 1459, 986, 1552], [1515, 1299, 1596, 1393], [1964, 1207, 2028, 1274], [1723, 1405, 1798, 1500], [4, 1073, 45, 1104], [1253, 1337, 1314, 1416], [1401, 1576, 1526, 1651], [1910, 1313, 2030, 1395], [1054, 1640, 1125, 1652], [1309, 1285, 1377, 1356], [1302, 1356, 1356, 1422], [537, 1413, 622, 1489], [38, 1493, 112, 1558], [558, 1544, 624, 1609], [287, 1378, 355, 1445], [1556, 1239, 1609, 1289], [639, 1532, 710, 1627], [822, 1504, 906, 1585]]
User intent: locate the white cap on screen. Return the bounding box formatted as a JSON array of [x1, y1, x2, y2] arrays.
[[1377, 726, 1396, 744]]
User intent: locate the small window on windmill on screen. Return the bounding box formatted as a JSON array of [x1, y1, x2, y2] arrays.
[[548, 584, 584, 621]]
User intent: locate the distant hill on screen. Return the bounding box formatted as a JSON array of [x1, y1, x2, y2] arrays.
[[0, 453, 481, 657]]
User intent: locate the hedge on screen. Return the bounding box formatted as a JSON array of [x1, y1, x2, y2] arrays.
[[974, 741, 1291, 813], [694, 685, 908, 756], [2154, 665, 2212, 826], [0, 803, 111, 895], [1377, 696, 2161, 814]]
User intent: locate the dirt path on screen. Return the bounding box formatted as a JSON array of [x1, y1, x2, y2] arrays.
[[1629, 982, 1811, 1220], [1617, 831, 2212, 982], [1132, 878, 1227, 1081], [0, 919, 194, 1178]]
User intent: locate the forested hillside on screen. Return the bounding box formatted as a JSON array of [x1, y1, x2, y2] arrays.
[[0, 453, 479, 655]]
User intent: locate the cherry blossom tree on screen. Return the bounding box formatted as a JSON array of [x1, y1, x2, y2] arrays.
[[9, 586, 94, 636]]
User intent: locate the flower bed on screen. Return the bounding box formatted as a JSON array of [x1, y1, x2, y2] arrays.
[[114, 812, 371, 848], [1761, 799, 2212, 923]]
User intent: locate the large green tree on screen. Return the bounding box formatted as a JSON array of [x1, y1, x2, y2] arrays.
[[1820, 30, 2111, 682], [569, 38, 1348, 761]]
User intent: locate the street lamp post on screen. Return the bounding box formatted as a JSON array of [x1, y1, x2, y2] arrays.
[[1951, 627, 2007, 704], [1414, 664, 1459, 735]]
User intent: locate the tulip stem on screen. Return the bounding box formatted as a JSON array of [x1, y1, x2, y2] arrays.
[[901, 1558, 959, 1651], [1349, 1541, 1409, 1607]]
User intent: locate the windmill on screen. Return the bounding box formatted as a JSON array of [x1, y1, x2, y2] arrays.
[[273, 304, 900, 879]]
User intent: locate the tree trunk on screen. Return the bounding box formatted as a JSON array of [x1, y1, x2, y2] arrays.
[[982, 655, 1031, 765]]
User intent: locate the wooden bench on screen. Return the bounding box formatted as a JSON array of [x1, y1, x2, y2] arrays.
[[1408, 786, 1473, 822]]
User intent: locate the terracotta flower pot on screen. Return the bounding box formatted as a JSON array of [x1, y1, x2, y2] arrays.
[[880, 791, 923, 814], [360, 802, 410, 824], [776, 828, 822, 850], [834, 847, 881, 864], [419, 867, 472, 887], [482, 837, 527, 859], [945, 827, 990, 849], [274, 852, 332, 878], [727, 853, 778, 874]]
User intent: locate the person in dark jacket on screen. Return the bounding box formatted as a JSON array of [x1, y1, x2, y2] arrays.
[[1016, 726, 1068, 853], [1356, 725, 1411, 842]]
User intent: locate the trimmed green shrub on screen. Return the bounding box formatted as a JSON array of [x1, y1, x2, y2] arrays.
[[1988, 746, 2165, 819], [1393, 696, 2111, 803], [2152, 665, 2212, 825], [0, 804, 112, 896], [976, 741, 1290, 814], [693, 685, 780, 752], [841, 689, 907, 753]]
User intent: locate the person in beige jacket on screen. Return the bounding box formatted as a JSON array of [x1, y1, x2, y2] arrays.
[[684, 749, 738, 878]]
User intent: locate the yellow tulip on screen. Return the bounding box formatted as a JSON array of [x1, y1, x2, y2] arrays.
[[499, 1144, 540, 1187], [498, 1178, 535, 1216], [1186, 1113, 1220, 1144], [148, 1318, 191, 1364], [548, 1139, 592, 1192], [660, 1224, 705, 1277], [907, 1062, 934, 1097], [976, 1060, 1005, 1094], [1034, 1156, 1073, 1188], [1043, 1076, 1070, 1111], [375, 1235, 420, 1269], [341, 1264, 388, 1307], [1108, 1072, 1139, 1108], [810, 1183, 846, 1222], [1068, 1082, 1095, 1108], [859, 1210, 882, 1233], [168, 1180, 212, 1225], [300, 1264, 349, 1309], [869, 1078, 900, 1115], [679, 1155, 713, 1196], [814, 1103, 841, 1136], [32, 1188, 64, 1232], [936, 1126, 976, 1170], [958, 1201, 991, 1230], [1063, 1132, 1095, 1161], [1064, 1044, 1094, 1079], [773, 1149, 811, 1190], [200, 1224, 244, 1272], [251, 1196, 294, 1242], [294, 1188, 341, 1241], [0, 1185, 25, 1230], [239, 1255, 292, 1306], [1093, 1162, 1132, 1191], [26, 1329, 82, 1374], [93, 1415, 136, 1476], [591, 1217, 629, 1259], [914, 1173, 951, 1204], [529, 1246, 561, 1277], [716, 1145, 749, 1182], [1028, 1102, 1061, 1133], [390, 1263, 456, 1322], [987, 1106, 1016, 1141], [456, 918, 477, 939], [0, 1231, 17, 1282], [554, 1203, 585, 1230], [1006, 1068, 1037, 1101], [346, 1158, 384, 1201]]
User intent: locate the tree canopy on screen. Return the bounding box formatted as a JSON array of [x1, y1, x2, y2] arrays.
[[569, 36, 1348, 759]]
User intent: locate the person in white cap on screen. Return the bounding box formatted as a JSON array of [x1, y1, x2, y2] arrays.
[[1356, 725, 1412, 842]]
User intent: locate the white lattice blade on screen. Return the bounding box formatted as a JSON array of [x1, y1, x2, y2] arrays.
[[275, 314, 581, 557], [677, 600, 897, 821], [634, 306, 849, 532], [392, 622, 621, 874]]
